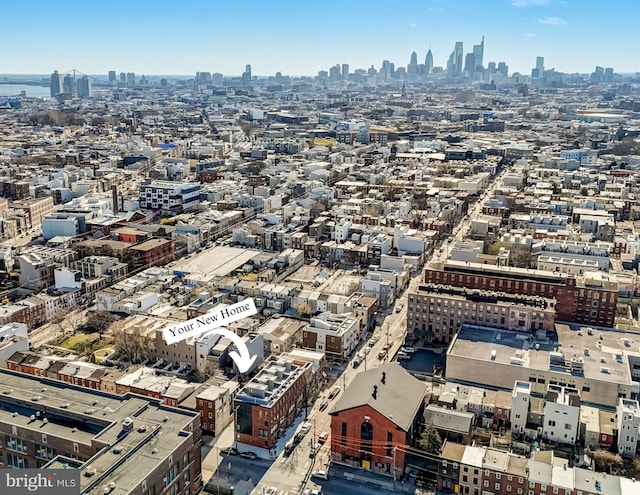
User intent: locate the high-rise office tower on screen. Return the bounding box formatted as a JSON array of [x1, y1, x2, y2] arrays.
[[407, 51, 419, 78], [464, 53, 476, 74], [341, 63, 349, 79], [242, 64, 252, 84], [108, 70, 116, 83], [126, 72, 136, 86], [381, 60, 395, 81], [62, 74, 75, 95], [447, 42, 463, 77], [425, 49, 434, 74], [590, 65, 604, 82], [497, 62, 509, 77], [119, 72, 126, 82], [604, 67, 614, 83], [472, 36, 484, 71], [532, 56, 545, 79], [77, 76, 91, 98], [50, 70, 63, 97]]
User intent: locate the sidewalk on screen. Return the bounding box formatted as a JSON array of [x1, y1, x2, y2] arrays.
[[201, 422, 235, 484], [330, 463, 416, 493]]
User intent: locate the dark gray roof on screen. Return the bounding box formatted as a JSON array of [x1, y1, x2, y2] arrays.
[[329, 362, 427, 431], [424, 405, 474, 435]]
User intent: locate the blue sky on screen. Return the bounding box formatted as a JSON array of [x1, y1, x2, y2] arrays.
[[0, 0, 638, 76]]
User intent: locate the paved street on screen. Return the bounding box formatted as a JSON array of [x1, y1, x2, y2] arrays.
[[202, 169, 507, 495]]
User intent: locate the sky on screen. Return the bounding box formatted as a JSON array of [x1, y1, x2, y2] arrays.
[[0, 0, 638, 77]]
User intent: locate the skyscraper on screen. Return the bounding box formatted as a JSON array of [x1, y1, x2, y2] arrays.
[[62, 74, 75, 95], [407, 51, 419, 78], [472, 36, 484, 71], [108, 70, 116, 83], [126, 72, 136, 86], [341, 63, 349, 79], [49, 70, 62, 97], [447, 42, 463, 77], [242, 64, 252, 84], [425, 49, 434, 74], [77, 76, 91, 98], [532, 56, 545, 79]]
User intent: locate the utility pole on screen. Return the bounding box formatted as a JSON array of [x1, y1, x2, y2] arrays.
[[386, 322, 390, 363], [393, 447, 397, 488]]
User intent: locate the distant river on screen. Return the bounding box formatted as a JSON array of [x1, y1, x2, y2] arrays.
[[0, 84, 51, 97]]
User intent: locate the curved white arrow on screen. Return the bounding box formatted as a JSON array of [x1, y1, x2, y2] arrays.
[[216, 327, 258, 373], [163, 299, 259, 373]]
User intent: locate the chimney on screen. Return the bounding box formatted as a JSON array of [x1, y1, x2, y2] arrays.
[[381, 371, 386, 384]]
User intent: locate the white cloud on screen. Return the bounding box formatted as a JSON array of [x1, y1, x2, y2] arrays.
[[538, 17, 567, 25], [523, 32, 537, 37], [409, 22, 417, 28], [512, 0, 550, 6]]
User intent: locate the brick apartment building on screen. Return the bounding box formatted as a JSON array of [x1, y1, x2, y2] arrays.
[[235, 357, 312, 454], [422, 260, 618, 328], [0, 369, 202, 495], [406, 283, 556, 345]]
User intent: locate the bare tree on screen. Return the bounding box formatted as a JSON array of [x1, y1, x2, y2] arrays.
[[113, 322, 151, 364], [51, 309, 87, 337]]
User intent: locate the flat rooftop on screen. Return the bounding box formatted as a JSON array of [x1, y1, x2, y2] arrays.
[[0, 369, 199, 495], [449, 323, 636, 386], [172, 246, 261, 280]]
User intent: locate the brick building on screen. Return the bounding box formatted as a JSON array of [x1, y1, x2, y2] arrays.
[[0, 369, 202, 495], [235, 357, 312, 454], [422, 260, 618, 328], [329, 363, 427, 477], [129, 238, 174, 268], [406, 283, 556, 346]]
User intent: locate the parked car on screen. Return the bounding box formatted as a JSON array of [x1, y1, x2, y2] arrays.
[[220, 447, 238, 456], [328, 387, 341, 399], [239, 451, 257, 460], [309, 443, 320, 458], [303, 489, 322, 495], [318, 431, 329, 444], [299, 422, 312, 435], [378, 349, 387, 359], [352, 357, 362, 368], [319, 400, 329, 411], [265, 487, 278, 495], [312, 470, 329, 480], [401, 346, 416, 354], [397, 352, 411, 360]]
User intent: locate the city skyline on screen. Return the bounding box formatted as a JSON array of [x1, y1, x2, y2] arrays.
[[1, 0, 639, 76]]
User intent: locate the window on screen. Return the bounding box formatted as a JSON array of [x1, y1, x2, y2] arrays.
[[259, 429, 268, 438], [7, 453, 28, 468], [564, 423, 571, 430], [495, 483, 501, 490], [507, 487, 512, 493], [548, 420, 556, 427], [496, 473, 501, 480], [35, 445, 56, 460], [5, 436, 27, 454], [484, 480, 489, 487], [360, 422, 373, 452]]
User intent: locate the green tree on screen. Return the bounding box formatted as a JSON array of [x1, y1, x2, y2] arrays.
[[418, 424, 442, 455]]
